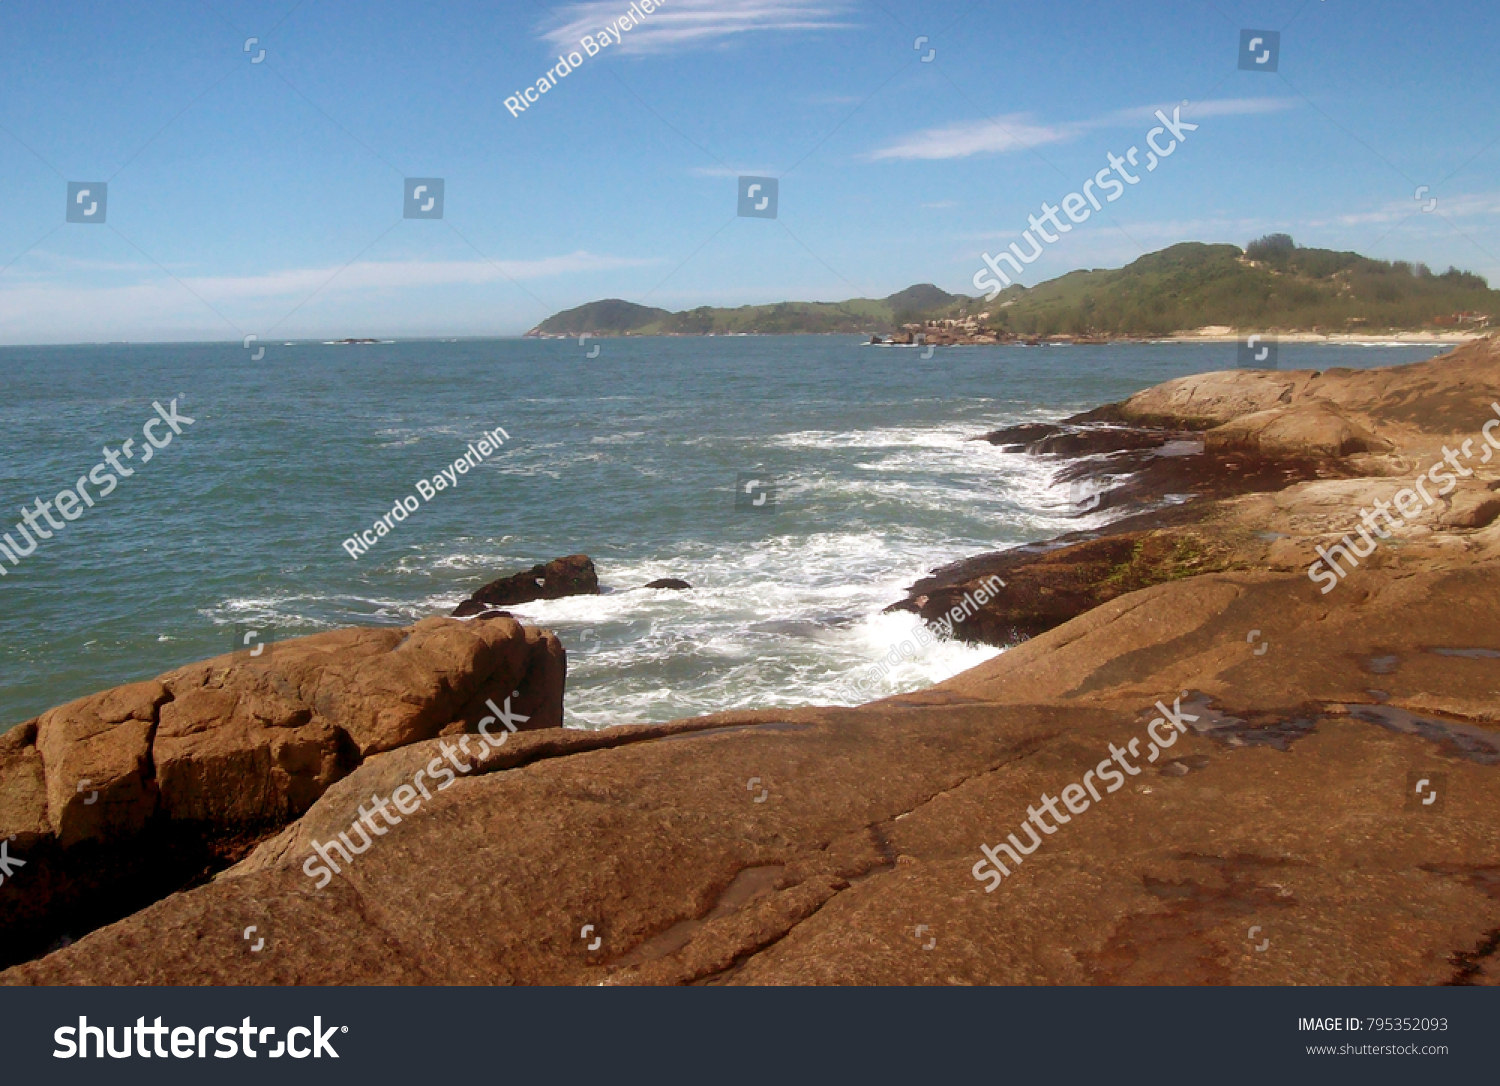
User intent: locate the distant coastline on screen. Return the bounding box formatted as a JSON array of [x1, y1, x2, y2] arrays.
[[526, 328, 1485, 345], [528, 239, 1497, 344]]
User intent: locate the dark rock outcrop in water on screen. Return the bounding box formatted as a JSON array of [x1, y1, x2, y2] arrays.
[[452, 554, 600, 617], [887, 532, 1234, 644], [0, 616, 564, 970], [644, 578, 692, 590], [977, 420, 1186, 457]]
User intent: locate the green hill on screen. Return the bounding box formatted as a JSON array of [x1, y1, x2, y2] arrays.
[[962, 238, 1498, 336], [885, 283, 959, 313], [531, 299, 671, 336], [527, 240, 1497, 338], [529, 285, 956, 337]]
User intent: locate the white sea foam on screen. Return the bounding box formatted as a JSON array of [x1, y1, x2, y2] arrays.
[[213, 413, 1111, 728]]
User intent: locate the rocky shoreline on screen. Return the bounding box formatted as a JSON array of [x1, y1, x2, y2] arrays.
[[4, 337, 1500, 985], [530, 328, 1484, 346]]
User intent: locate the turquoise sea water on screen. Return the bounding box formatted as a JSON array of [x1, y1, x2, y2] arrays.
[[0, 336, 1449, 730]]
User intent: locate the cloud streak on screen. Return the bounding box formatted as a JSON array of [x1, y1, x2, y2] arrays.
[[1307, 191, 1500, 228], [176, 252, 658, 299], [0, 252, 660, 341], [539, 0, 855, 55], [4, 251, 657, 294], [867, 97, 1298, 162]]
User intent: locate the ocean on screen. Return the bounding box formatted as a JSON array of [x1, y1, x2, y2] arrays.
[[0, 336, 1449, 731]]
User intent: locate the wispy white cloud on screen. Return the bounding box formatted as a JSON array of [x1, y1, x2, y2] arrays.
[[1306, 191, 1500, 228], [19, 252, 159, 275], [688, 165, 776, 177], [540, 0, 856, 56], [956, 217, 1277, 247], [174, 252, 658, 299], [7, 251, 656, 291], [1185, 97, 1298, 119], [0, 252, 660, 340], [867, 115, 1081, 162], [868, 97, 1299, 162], [1095, 97, 1298, 126], [1094, 216, 1280, 242]]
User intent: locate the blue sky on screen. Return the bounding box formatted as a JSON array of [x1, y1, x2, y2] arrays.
[[2, 0, 1497, 343]]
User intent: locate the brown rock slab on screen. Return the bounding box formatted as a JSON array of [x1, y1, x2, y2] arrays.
[[34, 680, 168, 847], [1206, 402, 1391, 458], [0, 615, 565, 970], [890, 532, 1232, 644], [0, 723, 50, 842], [895, 338, 1500, 648]]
